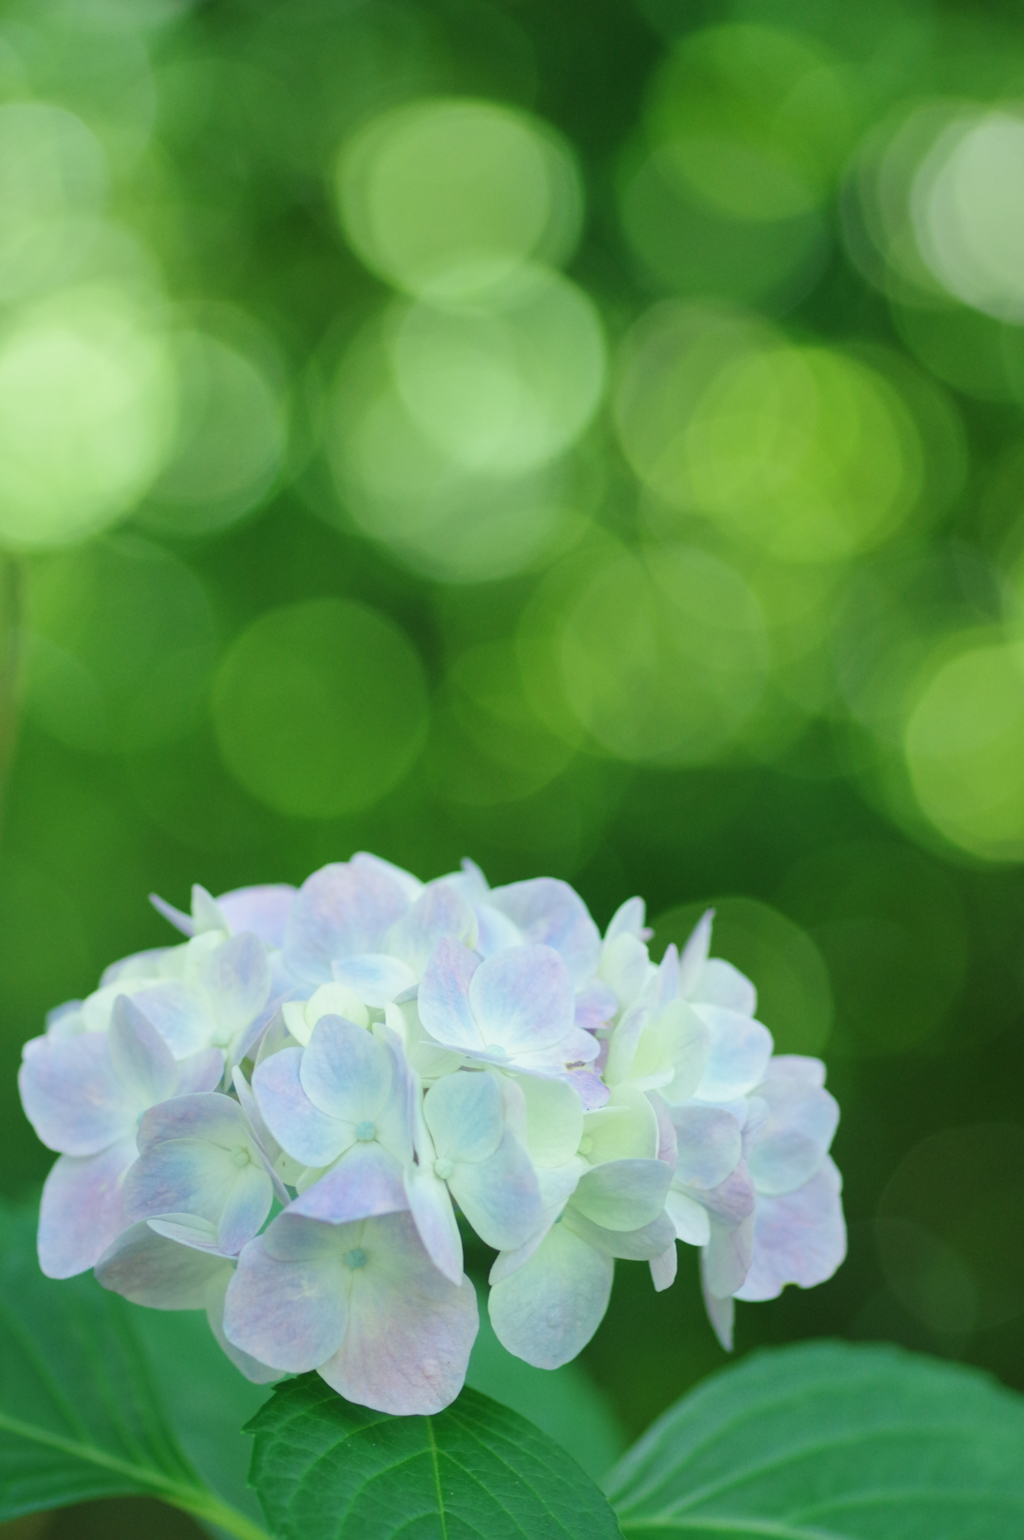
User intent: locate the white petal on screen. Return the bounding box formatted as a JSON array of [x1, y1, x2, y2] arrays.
[[565, 1207, 676, 1261], [700, 1255, 735, 1350], [692, 958, 757, 1016], [604, 896, 647, 945], [96, 1222, 230, 1307], [488, 1222, 612, 1369], [666, 1188, 711, 1247], [581, 1086, 658, 1165], [203, 1267, 280, 1383], [570, 1158, 671, 1232], [746, 1078, 839, 1197], [510, 1072, 584, 1168], [657, 1000, 712, 1106], [191, 932, 271, 1046], [601, 932, 650, 1007], [677, 909, 713, 995], [650, 1242, 678, 1292], [767, 1054, 827, 1087]]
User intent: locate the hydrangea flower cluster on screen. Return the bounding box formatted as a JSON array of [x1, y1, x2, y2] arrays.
[[18, 855, 845, 1415]]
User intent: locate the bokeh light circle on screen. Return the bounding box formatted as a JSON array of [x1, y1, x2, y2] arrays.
[[904, 636, 1024, 861], [389, 267, 606, 475], [337, 98, 583, 300], [913, 111, 1024, 323], [141, 329, 286, 537], [615, 304, 922, 563], [0, 286, 174, 550], [212, 598, 429, 818]]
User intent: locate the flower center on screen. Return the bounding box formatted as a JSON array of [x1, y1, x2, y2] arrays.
[[484, 1043, 507, 1059], [433, 1157, 454, 1181], [355, 1120, 376, 1142], [232, 1147, 251, 1168], [344, 1247, 367, 1270]]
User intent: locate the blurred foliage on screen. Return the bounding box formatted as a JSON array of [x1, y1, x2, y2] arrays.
[[0, 0, 1023, 1470]]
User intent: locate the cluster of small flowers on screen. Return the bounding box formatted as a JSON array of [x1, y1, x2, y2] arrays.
[[18, 855, 845, 1415]]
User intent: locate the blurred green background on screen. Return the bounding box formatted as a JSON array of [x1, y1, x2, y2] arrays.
[[2, 0, 1024, 1522]]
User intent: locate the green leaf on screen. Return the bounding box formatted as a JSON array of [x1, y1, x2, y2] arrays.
[[246, 1373, 625, 1539], [0, 1197, 269, 1540], [464, 1281, 627, 1482], [606, 1339, 1024, 1539]]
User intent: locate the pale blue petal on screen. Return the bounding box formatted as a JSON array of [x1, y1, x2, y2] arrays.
[[19, 1033, 129, 1156], [332, 954, 417, 1007], [289, 1144, 408, 1225], [574, 978, 618, 1033], [203, 1268, 280, 1383], [132, 981, 214, 1059], [384, 882, 477, 976], [604, 896, 647, 945], [487, 878, 601, 985], [703, 1212, 754, 1299], [223, 1229, 348, 1372], [473, 901, 523, 957], [149, 892, 195, 936], [423, 1071, 503, 1165], [96, 1221, 230, 1307], [351, 851, 424, 901], [469, 944, 574, 1056], [321, 1211, 477, 1415], [404, 1162, 463, 1285], [650, 1242, 678, 1292], [193, 932, 271, 1043], [216, 884, 296, 947], [693, 1006, 773, 1101], [734, 1155, 846, 1302], [123, 1138, 239, 1226], [253, 1046, 347, 1167], [488, 1222, 613, 1369], [418, 938, 483, 1052], [746, 1078, 839, 1197], [174, 1049, 225, 1094], [449, 1132, 543, 1253], [672, 1105, 743, 1190], [217, 1163, 274, 1254], [700, 1255, 735, 1350], [108, 995, 178, 1109], [38, 1138, 137, 1277], [300, 1015, 393, 1124], [693, 959, 757, 1016], [283, 861, 412, 984], [136, 1091, 249, 1154]]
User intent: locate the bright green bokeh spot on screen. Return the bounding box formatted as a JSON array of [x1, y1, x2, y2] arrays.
[[323, 313, 576, 582], [0, 102, 109, 303], [617, 306, 922, 564], [212, 598, 429, 818], [558, 543, 768, 765], [651, 895, 833, 1055], [904, 637, 1024, 861], [913, 112, 1024, 324], [0, 286, 175, 550], [337, 97, 582, 300], [647, 24, 853, 222], [389, 266, 606, 474], [22, 535, 215, 754], [140, 330, 285, 537]]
